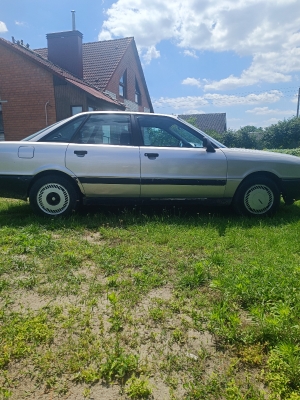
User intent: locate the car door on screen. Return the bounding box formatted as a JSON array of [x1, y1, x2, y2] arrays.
[[65, 114, 140, 197], [136, 115, 227, 198]]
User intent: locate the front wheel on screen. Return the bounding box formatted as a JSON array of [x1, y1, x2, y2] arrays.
[[29, 175, 79, 217], [233, 177, 280, 216]]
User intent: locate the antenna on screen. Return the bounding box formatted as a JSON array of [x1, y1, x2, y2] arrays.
[[71, 10, 76, 31]]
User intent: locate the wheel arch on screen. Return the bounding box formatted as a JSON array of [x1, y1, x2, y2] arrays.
[[27, 170, 83, 199], [232, 171, 282, 216], [234, 171, 282, 200]]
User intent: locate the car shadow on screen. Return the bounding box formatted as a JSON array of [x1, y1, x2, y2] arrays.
[[0, 199, 299, 233]]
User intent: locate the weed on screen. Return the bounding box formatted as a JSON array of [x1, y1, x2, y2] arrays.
[[266, 343, 300, 397], [100, 348, 139, 383], [125, 375, 152, 399], [0, 387, 12, 399], [75, 367, 100, 384], [172, 328, 185, 344], [177, 262, 207, 289], [149, 307, 166, 322]]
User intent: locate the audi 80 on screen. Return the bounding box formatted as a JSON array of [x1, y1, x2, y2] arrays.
[[1, 111, 300, 217]]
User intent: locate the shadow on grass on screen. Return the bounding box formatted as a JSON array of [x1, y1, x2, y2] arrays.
[[0, 198, 299, 234]]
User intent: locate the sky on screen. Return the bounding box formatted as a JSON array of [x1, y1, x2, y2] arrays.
[[1, 0, 300, 130]]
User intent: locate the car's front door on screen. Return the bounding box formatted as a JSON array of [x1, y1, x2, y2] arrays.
[[66, 114, 140, 197], [136, 115, 227, 199]]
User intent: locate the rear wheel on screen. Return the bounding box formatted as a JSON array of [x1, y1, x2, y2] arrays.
[[29, 175, 79, 217], [233, 177, 280, 216]]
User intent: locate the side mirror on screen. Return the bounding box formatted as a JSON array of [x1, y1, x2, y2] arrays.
[[203, 137, 216, 153]]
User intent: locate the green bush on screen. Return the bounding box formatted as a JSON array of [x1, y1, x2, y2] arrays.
[[204, 117, 300, 150], [262, 117, 300, 149]]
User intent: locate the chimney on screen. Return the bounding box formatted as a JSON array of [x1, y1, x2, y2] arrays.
[[46, 12, 83, 78]]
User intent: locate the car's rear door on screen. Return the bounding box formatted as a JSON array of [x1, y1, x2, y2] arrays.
[[65, 114, 140, 197], [136, 115, 227, 199]]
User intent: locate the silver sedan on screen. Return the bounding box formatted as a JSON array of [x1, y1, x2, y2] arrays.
[[1, 111, 300, 217]]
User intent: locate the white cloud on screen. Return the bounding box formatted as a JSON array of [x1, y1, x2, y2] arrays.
[[142, 45, 160, 64], [98, 29, 112, 40], [204, 50, 300, 90], [154, 96, 209, 110], [291, 95, 299, 104], [265, 117, 283, 125], [183, 109, 206, 114], [153, 90, 283, 111], [183, 49, 198, 58], [99, 0, 300, 88], [204, 91, 283, 106], [246, 107, 296, 115], [182, 77, 201, 88], [0, 21, 8, 33]]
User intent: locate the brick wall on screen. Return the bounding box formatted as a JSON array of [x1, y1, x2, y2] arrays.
[[105, 42, 152, 112], [0, 43, 57, 140]]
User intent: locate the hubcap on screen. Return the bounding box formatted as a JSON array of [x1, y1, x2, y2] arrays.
[[37, 183, 70, 215], [244, 184, 274, 214]]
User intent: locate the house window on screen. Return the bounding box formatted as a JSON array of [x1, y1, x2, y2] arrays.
[[88, 106, 97, 111], [71, 106, 83, 116], [0, 105, 4, 141], [135, 79, 141, 105], [119, 71, 127, 98]]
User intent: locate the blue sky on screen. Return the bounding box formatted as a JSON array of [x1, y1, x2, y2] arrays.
[[1, 0, 300, 129]]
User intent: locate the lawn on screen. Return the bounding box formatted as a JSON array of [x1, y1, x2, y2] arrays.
[[0, 199, 300, 399]]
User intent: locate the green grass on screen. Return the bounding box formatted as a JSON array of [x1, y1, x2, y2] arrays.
[[1, 199, 300, 399]]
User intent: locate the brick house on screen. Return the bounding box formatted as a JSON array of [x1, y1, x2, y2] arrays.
[[0, 30, 153, 141]]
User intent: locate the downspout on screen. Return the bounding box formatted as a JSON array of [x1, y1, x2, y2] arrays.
[[45, 101, 50, 126]]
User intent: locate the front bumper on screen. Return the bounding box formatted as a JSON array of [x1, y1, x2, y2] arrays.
[[281, 178, 300, 203]]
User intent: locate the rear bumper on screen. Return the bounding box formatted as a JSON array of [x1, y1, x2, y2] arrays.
[[0, 175, 32, 200]]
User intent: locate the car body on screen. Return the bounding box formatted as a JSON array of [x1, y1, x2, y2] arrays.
[[1, 111, 300, 217]]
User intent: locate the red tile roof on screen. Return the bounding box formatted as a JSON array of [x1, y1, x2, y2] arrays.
[[35, 37, 133, 92], [83, 37, 133, 91], [65, 78, 115, 102], [0, 37, 123, 107]]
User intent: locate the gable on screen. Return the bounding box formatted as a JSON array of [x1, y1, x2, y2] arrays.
[[35, 37, 153, 112]]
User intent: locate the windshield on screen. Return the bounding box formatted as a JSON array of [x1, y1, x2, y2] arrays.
[[177, 117, 226, 148]]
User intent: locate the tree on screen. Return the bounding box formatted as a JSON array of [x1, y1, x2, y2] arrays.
[[262, 117, 300, 149]]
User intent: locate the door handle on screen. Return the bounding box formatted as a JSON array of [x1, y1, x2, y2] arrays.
[[74, 150, 88, 157], [144, 153, 159, 159]]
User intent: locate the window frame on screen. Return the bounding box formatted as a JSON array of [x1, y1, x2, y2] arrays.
[[135, 78, 141, 105], [119, 71, 127, 98], [136, 115, 206, 148], [0, 104, 4, 138], [72, 113, 133, 146], [71, 105, 83, 116], [37, 115, 87, 143]]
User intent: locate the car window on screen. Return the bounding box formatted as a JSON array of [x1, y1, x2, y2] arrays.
[[22, 121, 63, 141], [74, 114, 132, 145], [38, 116, 86, 143], [137, 116, 204, 148]]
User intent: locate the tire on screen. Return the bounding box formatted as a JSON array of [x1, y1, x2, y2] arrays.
[[29, 175, 79, 217], [233, 177, 280, 217]]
